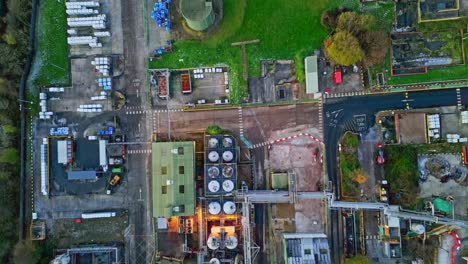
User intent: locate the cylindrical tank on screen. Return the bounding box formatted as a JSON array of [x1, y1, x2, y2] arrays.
[[222, 137, 233, 148], [208, 201, 221, 215], [180, 0, 215, 31], [222, 165, 233, 177], [222, 151, 233, 162], [208, 151, 219, 162], [208, 137, 218, 148], [222, 180, 234, 192], [208, 180, 220, 193], [207, 235, 220, 250], [225, 233, 238, 250], [208, 166, 220, 178], [209, 258, 221, 264], [410, 224, 425, 234], [223, 201, 236, 214]]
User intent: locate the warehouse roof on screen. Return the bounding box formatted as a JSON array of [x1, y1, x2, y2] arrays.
[[304, 56, 319, 95], [152, 142, 195, 218]]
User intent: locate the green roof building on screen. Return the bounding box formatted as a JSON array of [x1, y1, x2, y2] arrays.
[[152, 142, 195, 218], [180, 0, 215, 31]]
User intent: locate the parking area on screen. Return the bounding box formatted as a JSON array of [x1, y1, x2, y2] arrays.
[[149, 68, 229, 107], [318, 57, 363, 94], [69, 0, 124, 56], [146, 0, 171, 56]]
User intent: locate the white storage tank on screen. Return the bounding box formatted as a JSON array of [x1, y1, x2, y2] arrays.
[[223, 201, 236, 214], [222, 137, 233, 148], [410, 223, 425, 235], [208, 137, 219, 148], [222, 151, 233, 162], [225, 233, 238, 250], [207, 166, 220, 178], [208, 151, 219, 162], [208, 180, 220, 193], [208, 201, 221, 215], [209, 258, 221, 264], [222, 180, 234, 192], [207, 235, 220, 250]]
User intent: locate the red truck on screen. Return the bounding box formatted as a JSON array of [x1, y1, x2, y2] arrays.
[[181, 73, 192, 94]]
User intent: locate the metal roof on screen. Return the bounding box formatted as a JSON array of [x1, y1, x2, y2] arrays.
[[283, 233, 331, 264], [305, 56, 319, 94], [152, 142, 195, 218], [67, 171, 97, 180], [57, 140, 68, 164]]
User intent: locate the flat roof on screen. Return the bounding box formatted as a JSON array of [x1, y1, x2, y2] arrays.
[[152, 142, 195, 218], [271, 173, 288, 190], [67, 170, 97, 180], [304, 56, 318, 94], [395, 112, 427, 144], [283, 233, 331, 264]]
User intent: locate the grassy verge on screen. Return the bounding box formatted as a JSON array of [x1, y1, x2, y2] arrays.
[[28, 0, 69, 87], [362, 1, 395, 32], [339, 133, 361, 198], [149, 0, 359, 103]]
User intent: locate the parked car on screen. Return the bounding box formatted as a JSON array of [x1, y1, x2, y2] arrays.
[[333, 67, 342, 84]]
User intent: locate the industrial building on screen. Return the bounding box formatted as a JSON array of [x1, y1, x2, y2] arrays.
[[282, 233, 331, 264], [51, 244, 121, 264], [152, 141, 196, 218], [180, 0, 215, 31]]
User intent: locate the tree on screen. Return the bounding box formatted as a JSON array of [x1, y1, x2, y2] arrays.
[[320, 7, 350, 29], [361, 31, 390, 67], [344, 255, 372, 264], [325, 31, 364, 66], [206, 124, 222, 135], [337, 12, 375, 37], [2, 33, 16, 45]]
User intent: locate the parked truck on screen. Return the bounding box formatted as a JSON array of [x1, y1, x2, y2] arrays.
[[180, 73, 192, 94]]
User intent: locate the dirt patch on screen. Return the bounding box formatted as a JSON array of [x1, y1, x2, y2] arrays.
[[51, 214, 128, 248]]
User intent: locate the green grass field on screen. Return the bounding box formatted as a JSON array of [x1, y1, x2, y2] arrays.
[[28, 0, 69, 87], [149, 0, 359, 103]]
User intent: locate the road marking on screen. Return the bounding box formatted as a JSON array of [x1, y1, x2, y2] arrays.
[[238, 107, 244, 137], [125, 108, 184, 115]]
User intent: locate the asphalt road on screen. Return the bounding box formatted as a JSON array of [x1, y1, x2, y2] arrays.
[[120, 0, 151, 262], [324, 88, 466, 263]]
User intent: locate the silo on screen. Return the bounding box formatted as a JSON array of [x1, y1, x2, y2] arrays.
[[180, 0, 215, 31]]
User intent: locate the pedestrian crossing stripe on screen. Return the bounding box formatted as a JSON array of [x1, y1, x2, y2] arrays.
[[125, 109, 184, 115]]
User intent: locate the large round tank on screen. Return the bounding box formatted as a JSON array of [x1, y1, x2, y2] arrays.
[[208, 201, 221, 215], [208, 180, 220, 193], [222, 165, 233, 177], [208, 151, 219, 162], [225, 234, 238, 250], [209, 258, 221, 264], [180, 0, 215, 31], [410, 224, 425, 234], [223, 201, 236, 214], [208, 166, 220, 178], [222, 180, 234, 192], [207, 235, 220, 250], [222, 137, 233, 148], [208, 137, 219, 148], [222, 151, 233, 162]]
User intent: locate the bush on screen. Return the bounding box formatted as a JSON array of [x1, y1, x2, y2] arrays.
[[206, 125, 222, 135]]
